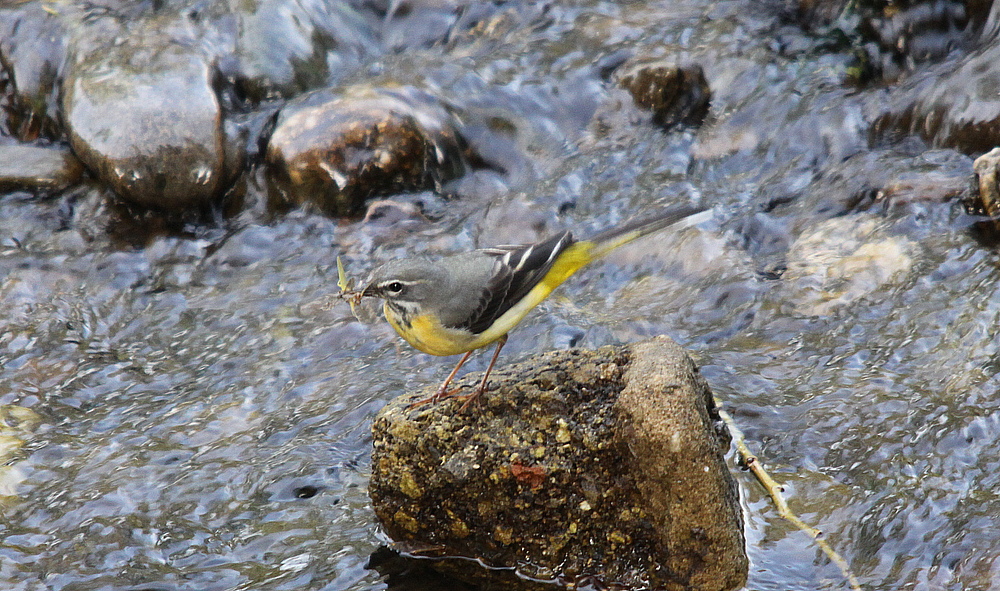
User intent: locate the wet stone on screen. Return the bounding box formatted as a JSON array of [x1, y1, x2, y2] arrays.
[[968, 147, 1000, 239], [798, 0, 973, 85], [797, 148, 974, 215], [794, 0, 851, 26], [869, 40, 1000, 153], [614, 59, 711, 130], [361, 198, 430, 228], [0, 405, 42, 502], [972, 147, 1000, 219], [265, 87, 469, 217], [370, 336, 747, 591], [63, 21, 228, 212], [0, 144, 84, 194], [227, 0, 377, 102], [781, 216, 919, 316], [0, 3, 70, 141], [859, 0, 971, 82]]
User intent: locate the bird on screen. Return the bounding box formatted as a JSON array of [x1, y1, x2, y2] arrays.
[[356, 204, 709, 408]]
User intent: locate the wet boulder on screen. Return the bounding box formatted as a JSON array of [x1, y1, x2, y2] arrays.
[[969, 147, 1000, 239], [370, 336, 747, 591], [0, 3, 70, 141], [0, 144, 84, 194], [790, 148, 973, 215], [227, 0, 377, 102], [780, 216, 919, 317], [870, 40, 1000, 153], [972, 147, 1000, 219], [63, 18, 229, 212], [265, 87, 469, 217], [614, 59, 711, 130], [0, 405, 42, 500]]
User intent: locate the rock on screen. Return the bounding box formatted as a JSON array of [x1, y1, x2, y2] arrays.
[[794, 148, 973, 214], [226, 0, 377, 102], [63, 16, 229, 211], [869, 40, 1000, 153], [794, 0, 850, 26], [794, 0, 974, 85], [873, 167, 972, 206], [359, 0, 463, 52], [370, 336, 747, 591], [362, 198, 428, 226], [0, 405, 41, 502], [614, 60, 711, 130], [781, 216, 918, 316], [862, 1, 970, 64], [972, 147, 1000, 218], [266, 87, 469, 216], [853, 0, 972, 84], [968, 147, 1000, 240], [0, 144, 84, 194], [0, 3, 70, 141]]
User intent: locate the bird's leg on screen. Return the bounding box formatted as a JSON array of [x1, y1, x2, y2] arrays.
[[407, 350, 474, 408], [433, 350, 474, 402], [459, 334, 507, 412]]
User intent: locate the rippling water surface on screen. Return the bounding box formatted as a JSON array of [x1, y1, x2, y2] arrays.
[[2, 0, 999, 590]]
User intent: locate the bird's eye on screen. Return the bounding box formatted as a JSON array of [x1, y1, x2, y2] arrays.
[[384, 281, 404, 294]]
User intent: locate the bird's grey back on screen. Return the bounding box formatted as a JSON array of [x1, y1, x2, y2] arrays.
[[432, 251, 501, 327]]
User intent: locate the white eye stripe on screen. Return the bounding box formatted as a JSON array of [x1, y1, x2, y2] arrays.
[[378, 279, 422, 296]]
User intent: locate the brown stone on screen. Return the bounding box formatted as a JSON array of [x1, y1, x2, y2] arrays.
[[973, 147, 1000, 219], [266, 87, 468, 217], [615, 60, 711, 130], [370, 336, 747, 591]]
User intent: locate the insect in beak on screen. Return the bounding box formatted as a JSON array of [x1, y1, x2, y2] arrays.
[[336, 256, 366, 312]]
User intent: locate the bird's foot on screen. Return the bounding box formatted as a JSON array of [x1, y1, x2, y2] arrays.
[[406, 384, 469, 409], [457, 387, 486, 412]]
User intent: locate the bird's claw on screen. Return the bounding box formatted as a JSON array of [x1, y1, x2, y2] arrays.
[[406, 384, 479, 410]]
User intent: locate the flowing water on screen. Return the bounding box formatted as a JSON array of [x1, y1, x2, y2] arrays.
[[1, 0, 998, 589]]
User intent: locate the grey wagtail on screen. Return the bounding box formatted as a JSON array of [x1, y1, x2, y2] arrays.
[[356, 204, 709, 406]]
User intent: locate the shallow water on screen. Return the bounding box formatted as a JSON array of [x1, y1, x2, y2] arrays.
[[2, 0, 999, 590]]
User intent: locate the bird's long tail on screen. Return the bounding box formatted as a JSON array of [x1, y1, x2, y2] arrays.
[[585, 204, 709, 260], [541, 204, 709, 287]]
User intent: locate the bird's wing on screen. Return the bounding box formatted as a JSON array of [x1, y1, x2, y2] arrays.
[[458, 231, 575, 335]]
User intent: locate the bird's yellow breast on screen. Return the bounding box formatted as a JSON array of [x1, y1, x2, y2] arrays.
[[383, 303, 477, 356], [381, 242, 595, 357]]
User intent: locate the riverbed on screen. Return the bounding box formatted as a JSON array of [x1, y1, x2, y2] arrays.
[[2, 0, 998, 589]]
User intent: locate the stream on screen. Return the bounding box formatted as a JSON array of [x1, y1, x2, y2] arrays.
[[2, 0, 999, 589]]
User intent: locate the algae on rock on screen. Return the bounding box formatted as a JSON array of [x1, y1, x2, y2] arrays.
[[370, 336, 747, 591]]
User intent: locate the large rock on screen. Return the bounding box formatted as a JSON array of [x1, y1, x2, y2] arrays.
[[63, 16, 229, 211], [227, 0, 377, 102], [370, 336, 747, 591], [265, 86, 469, 217], [780, 216, 919, 317], [970, 147, 1000, 239], [869, 40, 1000, 153], [0, 3, 70, 141], [614, 59, 711, 130], [973, 147, 1000, 218], [0, 144, 84, 194]]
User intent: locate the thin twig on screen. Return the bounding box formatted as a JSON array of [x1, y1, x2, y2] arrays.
[[715, 398, 862, 591]]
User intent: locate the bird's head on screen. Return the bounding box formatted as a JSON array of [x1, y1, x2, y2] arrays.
[[360, 259, 447, 307]]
